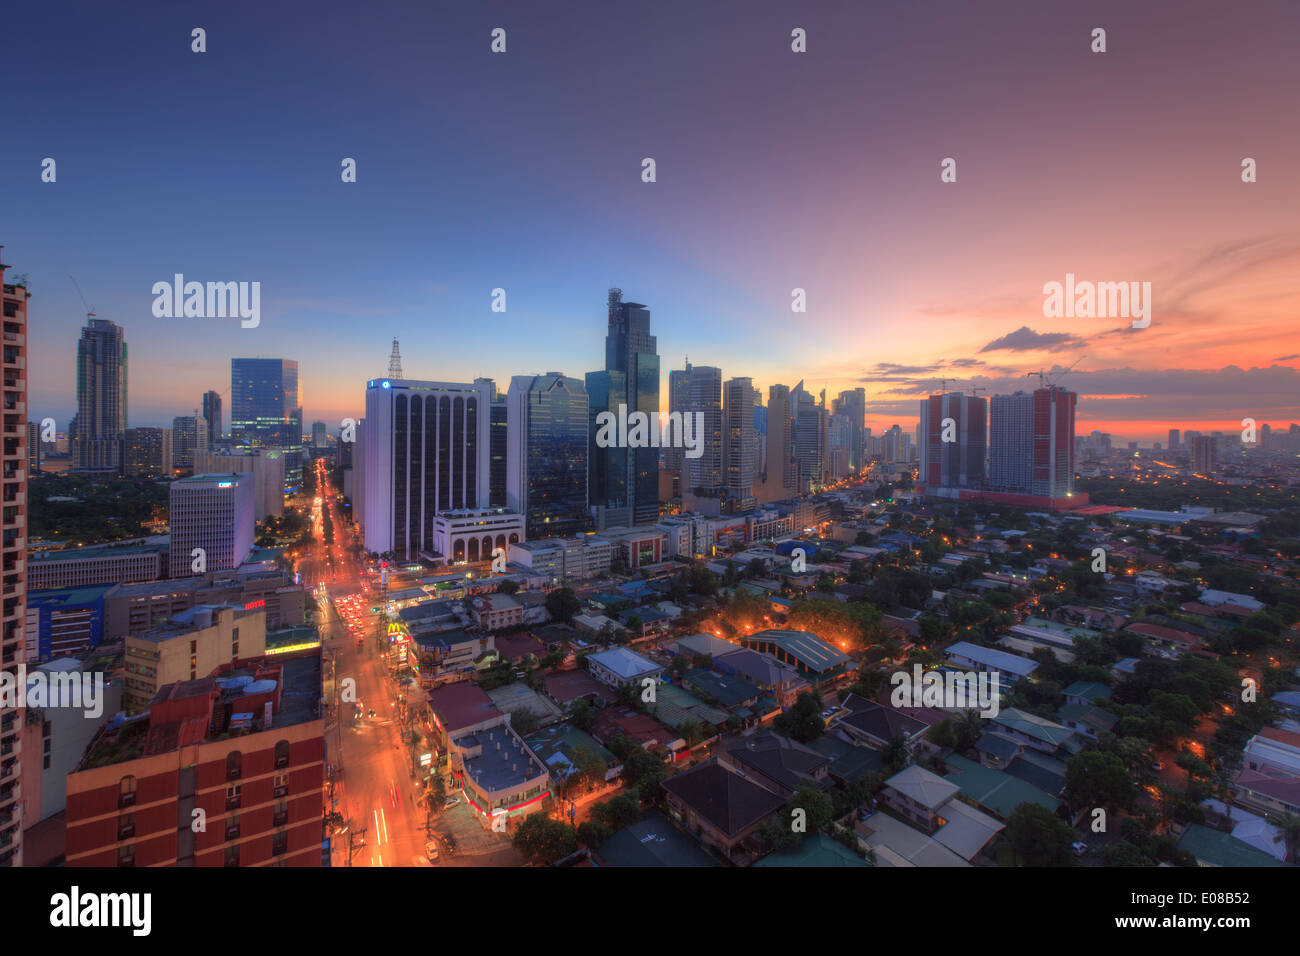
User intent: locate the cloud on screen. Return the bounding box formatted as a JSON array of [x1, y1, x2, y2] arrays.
[[978, 325, 1083, 353], [1276, 354, 1300, 362]]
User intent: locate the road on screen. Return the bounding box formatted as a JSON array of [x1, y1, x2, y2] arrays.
[[297, 458, 428, 866]]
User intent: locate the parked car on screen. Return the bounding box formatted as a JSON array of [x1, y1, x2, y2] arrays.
[[1072, 841, 1088, 856], [443, 797, 461, 810], [424, 840, 439, 862], [1150, 761, 1164, 771]]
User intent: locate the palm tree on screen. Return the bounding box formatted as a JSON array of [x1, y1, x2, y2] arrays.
[[955, 709, 983, 753], [1271, 812, 1300, 863]]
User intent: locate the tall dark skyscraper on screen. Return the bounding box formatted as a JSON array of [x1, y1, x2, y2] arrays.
[[202, 389, 222, 445], [598, 289, 660, 524], [508, 372, 589, 538], [475, 377, 509, 509], [230, 358, 302, 447], [833, 387, 867, 472], [74, 318, 128, 472]]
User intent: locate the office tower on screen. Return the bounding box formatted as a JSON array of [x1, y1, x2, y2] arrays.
[[26, 421, 41, 474], [828, 413, 851, 479], [791, 381, 827, 488], [363, 378, 494, 558], [834, 387, 867, 472], [311, 420, 327, 448], [75, 318, 128, 472], [585, 369, 629, 526], [171, 414, 209, 469], [599, 289, 660, 525], [1259, 423, 1271, 450], [202, 390, 222, 445], [685, 365, 724, 496], [1191, 435, 1217, 475], [230, 358, 302, 447], [724, 376, 758, 502], [169, 473, 255, 577], [882, 424, 905, 465], [761, 384, 796, 500], [1168, 428, 1180, 453], [919, 392, 988, 490], [194, 448, 286, 520], [507, 373, 589, 539], [474, 378, 509, 509], [123, 426, 173, 476], [753, 398, 767, 476], [0, 252, 28, 866], [664, 361, 693, 472]]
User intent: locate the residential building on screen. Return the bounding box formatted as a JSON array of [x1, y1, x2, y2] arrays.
[[74, 318, 128, 472], [123, 606, 268, 712]]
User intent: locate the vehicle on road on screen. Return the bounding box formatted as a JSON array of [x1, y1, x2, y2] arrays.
[[443, 797, 461, 810], [424, 839, 440, 862], [1072, 841, 1088, 856]]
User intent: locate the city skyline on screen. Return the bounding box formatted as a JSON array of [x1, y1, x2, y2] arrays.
[[4, 1, 1299, 442]]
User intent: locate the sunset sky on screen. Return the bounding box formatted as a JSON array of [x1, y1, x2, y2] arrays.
[[4, 0, 1298, 443]]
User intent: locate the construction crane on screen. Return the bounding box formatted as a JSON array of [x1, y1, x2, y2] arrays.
[[1027, 355, 1085, 388], [70, 275, 96, 320]]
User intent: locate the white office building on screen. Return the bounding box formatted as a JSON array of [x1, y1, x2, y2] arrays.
[[168, 473, 255, 577]]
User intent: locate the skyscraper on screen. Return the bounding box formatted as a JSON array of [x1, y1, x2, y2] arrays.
[[230, 358, 302, 447], [202, 389, 223, 445], [685, 365, 724, 497], [760, 384, 796, 502], [123, 426, 173, 476], [585, 369, 629, 525], [0, 251, 28, 866], [989, 387, 1077, 498], [362, 378, 493, 559], [474, 378, 509, 509], [75, 318, 128, 472], [597, 289, 660, 524], [791, 381, 828, 489], [919, 392, 987, 490], [664, 361, 694, 473], [1168, 428, 1180, 453], [168, 473, 255, 577], [171, 414, 208, 469], [507, 373, 589, 539], [724, 376, 758, 506], [833, 387, 867, 472], [1191, 435, 1217, 475]]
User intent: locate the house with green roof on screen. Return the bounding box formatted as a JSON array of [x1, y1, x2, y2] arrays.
[[1177, 824, 1293, 867], [754, 833, 870, 867], [943, 754, 1060, 819]]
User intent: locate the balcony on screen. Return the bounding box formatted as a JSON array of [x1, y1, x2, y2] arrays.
[[225, 794, 241, 811], [117, 823, 135, 840], [225, 823, 240, 841], [272, 784, 288, 799], [118, 791, 136, 809]]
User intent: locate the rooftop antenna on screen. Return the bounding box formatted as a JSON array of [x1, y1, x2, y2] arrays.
[[70, 275, 97, 321], [388, 338, 403, 377]]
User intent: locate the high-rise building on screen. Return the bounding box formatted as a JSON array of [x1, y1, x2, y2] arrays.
[[1167, 428, 1180, 453], [833, 387, 867, 472], [664, 362, 694, 473], [123, 426, 173, 476], [919, 392, 987, 490], [685, 365, 724, 496], [828, 413, 851, 479], [311, 420, 327, 449], [507, 373, 589, 539], [989, 387, 1076, 498], [1191, 435, 1217, 475], [597, 289, 660, 525], [26, 421, 41, 475], [475, 378, 509, 509], [202, 390, 223, 445], [724, 376, 758, 504], [0, 251, 29, 866], [791, 381, 828, 489], [362, 378, 493, 559], [168, 473, 256, 577], [585, 369, 630, 526], [230, 358, 302, 448], [760, 384, 796, 502], [194, 447, 286, 520], [171, 414, 208, 469], [75, 318, 128, 472]]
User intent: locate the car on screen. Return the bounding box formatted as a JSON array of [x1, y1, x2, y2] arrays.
[[367, 708, 377, 719], [423, 839, 439, 862], [443, 797, 461, 810], [1072, 841, 1088, 856], [1150, 761, 1164, 771], [442, 833, 457, 855]]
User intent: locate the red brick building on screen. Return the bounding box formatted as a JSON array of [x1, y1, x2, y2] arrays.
[[65, 653, 324, 866]]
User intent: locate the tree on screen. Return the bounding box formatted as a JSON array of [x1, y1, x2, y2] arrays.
[[568, 698, 594, 731], [576, 821, 613, 849], [774, 691, 825, 743], [511, 708, 542, 736], [1065, 751, 1136, 813], [545, 587, 582, 623], [1272, 812, 1300, 864], [1002, 802, 1076, 866], [512, 815, 577, 865], [591, 790, 643, 831], [881, 735, 908, 775], [786, 782, 835, 838]]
